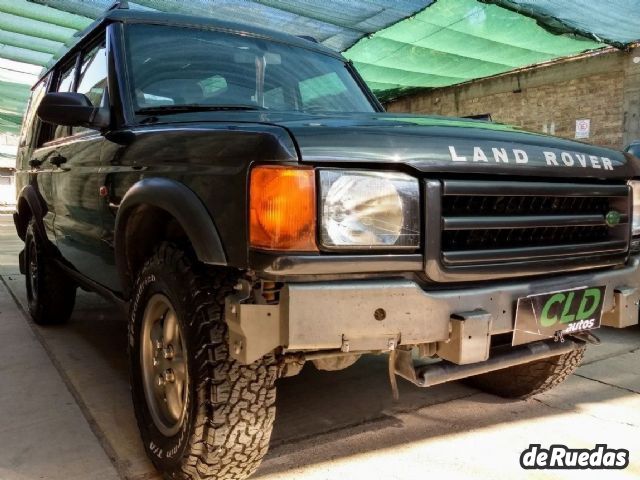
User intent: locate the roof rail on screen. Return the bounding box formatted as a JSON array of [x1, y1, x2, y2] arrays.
[[107, 1, 129, 11], [297, 35, 318, 43]]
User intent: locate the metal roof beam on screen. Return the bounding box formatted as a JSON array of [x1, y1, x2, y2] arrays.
[[30, 0, 157, 18], [2, 0, 92, 29], [0, 43, 51, 66], [29, 0, 114, 19], [0, 11, 77, 43], [0, 66, 39, 86], [0, 80, 31, 102], [0, 96, 28, 115], [0, 29, 63, 55], [0, 114, 22, 134], [0, 109, 24, 121]]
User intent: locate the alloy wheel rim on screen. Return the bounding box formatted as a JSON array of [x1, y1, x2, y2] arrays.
[[140, 294, 189, 437]]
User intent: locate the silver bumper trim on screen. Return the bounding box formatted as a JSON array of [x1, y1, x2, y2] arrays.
[[227, 258, 640, 364]]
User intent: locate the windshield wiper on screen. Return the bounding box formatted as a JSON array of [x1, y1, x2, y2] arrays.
[[136, 104, 267, 115]]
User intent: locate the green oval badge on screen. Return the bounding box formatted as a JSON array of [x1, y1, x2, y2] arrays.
[[605, 210, 621, 227]]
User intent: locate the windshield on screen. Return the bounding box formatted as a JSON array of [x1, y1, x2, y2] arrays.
[[124, 24, 375, 114]]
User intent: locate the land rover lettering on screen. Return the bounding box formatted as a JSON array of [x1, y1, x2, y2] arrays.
[[448, 145, 614, 169]]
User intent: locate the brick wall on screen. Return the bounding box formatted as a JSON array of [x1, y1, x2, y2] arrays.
[[385, 49, 634, 150]]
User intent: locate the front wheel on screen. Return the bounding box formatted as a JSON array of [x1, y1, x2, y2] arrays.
[[129, 243, 278, 480]]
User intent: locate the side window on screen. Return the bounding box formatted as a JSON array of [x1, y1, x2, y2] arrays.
[[73, 41, 107, 134], [47, 59, 77, 142], [299, 72, 348, 111], [264, 87, 286, 110], [17, 79, 47, 167], [199, 75, 227, 97], [58, 64, 75, 94], [77, 43, 108, 105]]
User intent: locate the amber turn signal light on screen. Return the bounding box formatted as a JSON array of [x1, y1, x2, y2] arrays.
[[250, 165, 317, 251]]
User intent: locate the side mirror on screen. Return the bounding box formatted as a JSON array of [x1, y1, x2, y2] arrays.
[[37, 92, 109, 130]]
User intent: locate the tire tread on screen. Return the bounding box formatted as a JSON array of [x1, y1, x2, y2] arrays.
[[25, 221, 76, 325], [467, 344, 586, 399]]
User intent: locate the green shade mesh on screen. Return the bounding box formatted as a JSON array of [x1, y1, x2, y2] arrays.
[[487, 0, 640, 47], [344, 0, 603, 100]]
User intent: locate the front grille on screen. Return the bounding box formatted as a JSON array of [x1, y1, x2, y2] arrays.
[[442, 194, 613, 251], [443, 225, 612, 252], [442, 194, 611, 217], [425, 180, 631, 281]]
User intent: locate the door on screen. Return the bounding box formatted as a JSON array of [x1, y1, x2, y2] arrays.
[[19, 66, 74, 245], [50, 36, 111, 283], [15, 77, 54, 239]]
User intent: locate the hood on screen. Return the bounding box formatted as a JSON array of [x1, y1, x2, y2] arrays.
[[278, 113, 636, 180], [139, 111, 637, 180]]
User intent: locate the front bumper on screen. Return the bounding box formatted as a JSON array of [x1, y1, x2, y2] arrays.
[[226, 258, 640, 364]]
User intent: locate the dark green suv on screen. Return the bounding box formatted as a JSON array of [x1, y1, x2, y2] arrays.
[[13, 6, 640, 480]]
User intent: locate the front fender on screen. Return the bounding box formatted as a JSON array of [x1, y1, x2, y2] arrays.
[[114, 177, 227, 282]]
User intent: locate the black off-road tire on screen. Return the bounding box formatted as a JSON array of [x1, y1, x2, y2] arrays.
[[129, 243, 278, 480], [24, 220, 76, 325], [467, 343, 586, 399]]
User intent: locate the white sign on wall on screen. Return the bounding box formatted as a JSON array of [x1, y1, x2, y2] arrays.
[[575, 119, 590, 139]]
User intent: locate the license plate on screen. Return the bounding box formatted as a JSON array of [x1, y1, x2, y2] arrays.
[[513, 286, 605, 346]]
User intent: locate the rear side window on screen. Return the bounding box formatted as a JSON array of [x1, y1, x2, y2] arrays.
[[17, 78, 47, 167], [264, 87, 286, 110], [199, 75, 227, 97], [299, 72, 348, 110]]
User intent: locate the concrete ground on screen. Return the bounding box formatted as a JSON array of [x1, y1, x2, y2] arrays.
[[0, 213, 639, 480]]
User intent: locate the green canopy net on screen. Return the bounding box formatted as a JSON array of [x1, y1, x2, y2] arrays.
[[345, 0, 603, 100], [0, 0, 638, 134]]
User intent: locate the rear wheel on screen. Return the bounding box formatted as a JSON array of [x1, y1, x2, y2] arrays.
[[129, 243, 278, 480], [24, 220, 76, 325], [466, 343, 586, 399]]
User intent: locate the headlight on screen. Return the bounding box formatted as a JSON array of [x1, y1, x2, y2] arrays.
[[319, 170, 420, 249], [630, 180, 640, 236]]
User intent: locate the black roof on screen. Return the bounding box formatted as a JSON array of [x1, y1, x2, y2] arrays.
[[40, 8, 343, 81]]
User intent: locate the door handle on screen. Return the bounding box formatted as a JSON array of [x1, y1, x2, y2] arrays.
[[50, 154, 67, 167]]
